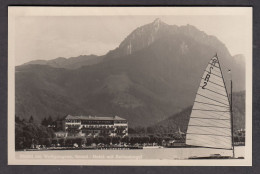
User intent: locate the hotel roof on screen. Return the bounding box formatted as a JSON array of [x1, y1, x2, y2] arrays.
[[65, 115, 126, 121]]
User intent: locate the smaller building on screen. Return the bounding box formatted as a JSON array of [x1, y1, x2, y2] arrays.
[[55, 119, 66, 131], [64, 115, 128, 137], [54, 131, 67, 138]]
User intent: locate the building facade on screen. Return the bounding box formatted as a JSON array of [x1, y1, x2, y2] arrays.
[[65, 115, 128, 137]]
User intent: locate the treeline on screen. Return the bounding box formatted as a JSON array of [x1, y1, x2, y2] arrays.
[[40, 115, 65, 132], [15, 114, 244, 150], [41, 116, 55, 127], [16, 114, 60, 126], [44, 135, 170, 148], [128, 126, 185, 140], [15, 115, 180, 150], [128, 126, 171, 134], [15, 116, 55, 150]]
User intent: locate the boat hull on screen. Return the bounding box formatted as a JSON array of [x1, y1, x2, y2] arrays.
[[189, 156, 232, 159]]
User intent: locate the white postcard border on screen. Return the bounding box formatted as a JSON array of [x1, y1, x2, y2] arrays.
[[8, 7, 252, 166]]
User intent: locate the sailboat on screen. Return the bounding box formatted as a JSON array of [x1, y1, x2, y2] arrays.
[[186, 54, 238, 159]]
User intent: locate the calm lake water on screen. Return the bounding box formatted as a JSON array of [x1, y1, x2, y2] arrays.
[[16, 146, 244, 160]]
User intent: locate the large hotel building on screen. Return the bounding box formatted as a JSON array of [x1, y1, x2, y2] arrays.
[[64, 115, 128, 137]]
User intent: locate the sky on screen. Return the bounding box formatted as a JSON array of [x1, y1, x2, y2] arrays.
[[14, 15, 251, 65]]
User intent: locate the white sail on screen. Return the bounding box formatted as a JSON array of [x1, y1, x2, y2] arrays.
[[186, 55, 232, 149]]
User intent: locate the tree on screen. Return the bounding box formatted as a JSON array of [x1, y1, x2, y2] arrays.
[[47, 115, 53, 125], [29, 115, 34, 123], [149, 136, 157, 144], [58, 138, 65, 147], [43, 138, 51, 147], [86, 137, 94, 146], [112, 136, 121, 144], [122, 136, 130, 144], [41, 117, 48, 126], [93, 137, 99, 144], [130, 137, 139, 145], [15, 123, 25, 149], [97, 136, 105, 144], [52, 139, 58, 146], [15, 118, 55, 150], [15, 115, 21, 123], [140, 136, 150, 144], [65, 138, 73, 147], [104, 137, 112, 145]]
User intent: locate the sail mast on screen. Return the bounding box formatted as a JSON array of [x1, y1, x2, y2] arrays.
[[230, 78, 235, 158], [216, 54, 235, 157]]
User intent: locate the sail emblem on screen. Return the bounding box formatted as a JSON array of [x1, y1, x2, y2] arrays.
[[186, 55, 232, 150], [202, 57, 218, 89]]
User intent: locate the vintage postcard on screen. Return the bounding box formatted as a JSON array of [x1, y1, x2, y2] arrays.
[[8, 7, 252, 166]]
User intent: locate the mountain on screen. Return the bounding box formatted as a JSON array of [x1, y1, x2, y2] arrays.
[[107, 19, 229, 60], [15, 19, 246, 127], [25, 55, 103, 69], [151, 91, 245, 133]]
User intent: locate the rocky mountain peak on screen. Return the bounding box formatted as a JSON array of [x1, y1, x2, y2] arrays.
[[114, 19, 170, 57], [108, 18, 224, 60], [153, 18, 161, 24], [152, 18, 164, 31]]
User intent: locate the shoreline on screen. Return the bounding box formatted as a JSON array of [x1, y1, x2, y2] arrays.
[[16, 144, 245, 152]]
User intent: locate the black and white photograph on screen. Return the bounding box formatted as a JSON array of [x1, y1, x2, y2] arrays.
[[8, 7, 252, 166]]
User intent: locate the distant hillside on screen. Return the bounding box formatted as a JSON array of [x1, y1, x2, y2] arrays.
[[15, 19, 246, 127], [151, 91, 245, 133], [232, 91, 246, 130], [25, 55, 103, 69]]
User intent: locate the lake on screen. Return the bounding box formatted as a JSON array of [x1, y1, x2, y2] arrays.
[[15, 146, 244, 160]]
